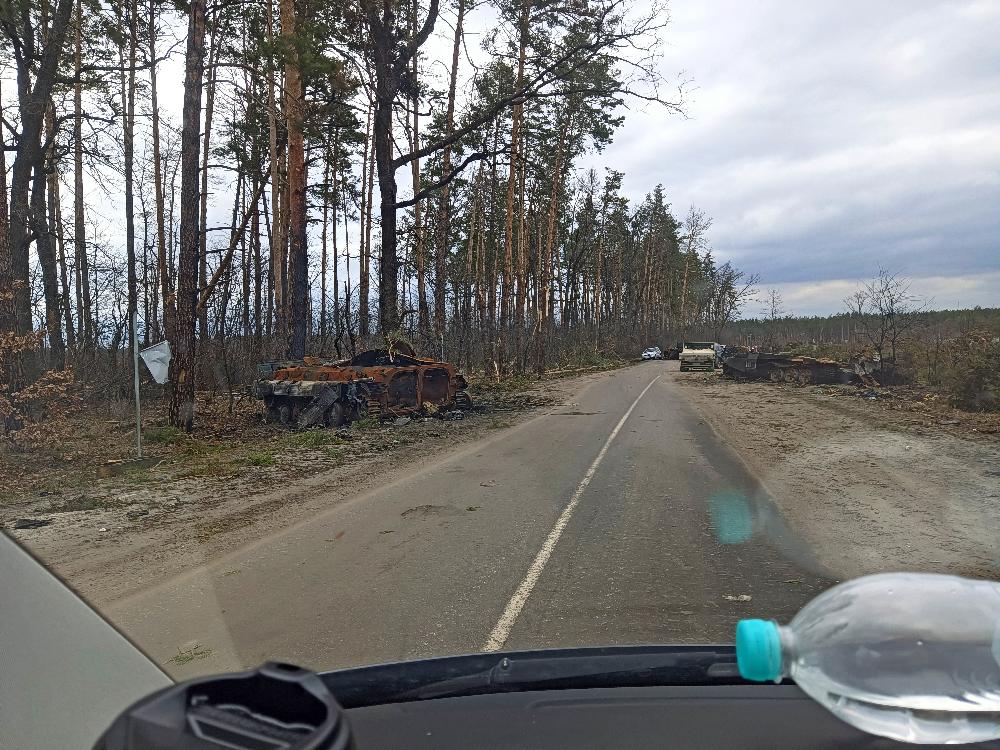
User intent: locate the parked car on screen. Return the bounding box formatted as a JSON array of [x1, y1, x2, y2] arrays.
[[641, 346, 663, 360]]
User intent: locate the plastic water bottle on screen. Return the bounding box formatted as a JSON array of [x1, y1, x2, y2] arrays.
[[736, 573, 1000, 744]]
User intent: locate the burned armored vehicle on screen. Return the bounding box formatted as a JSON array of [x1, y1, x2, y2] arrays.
[[255, 346, 472, 429], [720, 352, 852, 385]]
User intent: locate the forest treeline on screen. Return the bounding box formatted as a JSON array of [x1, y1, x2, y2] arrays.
[[0, 0, 762, 430], [730, 307, 1000, 350]]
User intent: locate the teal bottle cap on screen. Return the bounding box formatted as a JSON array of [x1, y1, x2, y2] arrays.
[[736, 619, 782, 682]]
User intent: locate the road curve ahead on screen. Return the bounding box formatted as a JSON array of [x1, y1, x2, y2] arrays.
[[108, 362, 832, 679]]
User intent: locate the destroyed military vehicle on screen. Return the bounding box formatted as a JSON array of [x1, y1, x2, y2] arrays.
[[255, 345, 472, 429], [679, 341, 717, 371]]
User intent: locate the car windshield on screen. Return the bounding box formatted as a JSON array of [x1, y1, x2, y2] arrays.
[[1, 0, 998, 689]]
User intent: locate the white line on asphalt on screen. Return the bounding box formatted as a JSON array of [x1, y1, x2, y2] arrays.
[[481, 374, 663, 652]]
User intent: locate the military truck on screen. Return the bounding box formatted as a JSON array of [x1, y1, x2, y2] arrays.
[[255, 346, 472, 429], [679, 341, 717, 372]]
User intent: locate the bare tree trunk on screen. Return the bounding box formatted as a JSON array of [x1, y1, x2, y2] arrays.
[[138, 184, 151, 343], [167, 139, 179, 282], [320, 148, 330, 346], [360, 102, 375, 337], [252, 177, 262, 341], [169, 0, 206, 431], [475, 194, 487, 374], [485, 128, 500, 372], [7, 0, 75, 334], [433, 0, 465, 342], [0, 82, 14, 334], [265, 0, 286, 340], [149, 0, 174, 342], [534, 113, 569, 374], [593, 234, 603, 348], [514, 133, 528, 368], [198, 18, 217, 341], [372, 67, 399, 334], [461, 166, 481, 369], [241, 178, 251, 338], [281, 0, 308, 358], [342, 163, 351, 305], [406, 0, 429, 333], [44, 103, 75, 350], [31, 164, 65, 367], [330, 126, 341, 340], [73, 0, 91, 351], [120, 0, 139, 386], [498, 0, 528, 371]]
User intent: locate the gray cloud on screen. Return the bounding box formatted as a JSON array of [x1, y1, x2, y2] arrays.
[[585, 0, 1000, 312]]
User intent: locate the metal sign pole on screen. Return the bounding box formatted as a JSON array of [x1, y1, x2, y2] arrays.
[[132, 306, 142, 458]]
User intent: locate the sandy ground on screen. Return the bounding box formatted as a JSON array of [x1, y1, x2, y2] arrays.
[[675, 370, 1000, 581]]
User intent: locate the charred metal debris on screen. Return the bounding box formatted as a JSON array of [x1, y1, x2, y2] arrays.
[[720, 352, 902, 387], [255, 345, 473, 430]]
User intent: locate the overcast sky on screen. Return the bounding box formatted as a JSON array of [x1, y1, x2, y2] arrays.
[[580, 0, 1000, 315]]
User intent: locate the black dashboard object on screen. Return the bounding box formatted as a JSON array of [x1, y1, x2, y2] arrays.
[[93, 661, 354, 750]]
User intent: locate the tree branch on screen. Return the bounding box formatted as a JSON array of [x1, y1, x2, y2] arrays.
[[392, 147, 503, 209], [399, 0, 440, 67], [197, 178, 268, 314]]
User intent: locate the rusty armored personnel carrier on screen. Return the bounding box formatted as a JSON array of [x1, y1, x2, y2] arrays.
[[255, 345, 472, 429]]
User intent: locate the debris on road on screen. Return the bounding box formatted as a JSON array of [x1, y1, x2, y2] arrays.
[[13, 518, 51, 529], [724, 594, 753, 602]]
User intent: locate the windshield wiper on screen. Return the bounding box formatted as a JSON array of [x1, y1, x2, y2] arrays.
[[322, 646, 744, 707]]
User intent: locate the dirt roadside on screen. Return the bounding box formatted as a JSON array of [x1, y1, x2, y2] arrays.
[[675, 369, 1000, 581], [1, 375, 591, 608]]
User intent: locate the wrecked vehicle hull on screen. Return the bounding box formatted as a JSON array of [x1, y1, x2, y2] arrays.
[[721, 353, 855, 385], [255, 348, 472, 429]]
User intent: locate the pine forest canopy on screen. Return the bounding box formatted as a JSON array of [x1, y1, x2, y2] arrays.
[[0, 0, 758, 430]]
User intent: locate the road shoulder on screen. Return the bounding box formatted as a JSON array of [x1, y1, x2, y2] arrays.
[[672, 369, 1000, 581]]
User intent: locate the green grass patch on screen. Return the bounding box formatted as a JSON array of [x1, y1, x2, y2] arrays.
[[278, 430, 348, 449], [177, 438, 225, 457], [144, 425, 187, 445], [322, 445, 346, 462], [239, 450, 275, 468], [352, 416, 379, 430]]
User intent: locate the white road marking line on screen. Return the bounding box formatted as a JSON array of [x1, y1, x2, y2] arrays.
[[482, 375, 663, 652]]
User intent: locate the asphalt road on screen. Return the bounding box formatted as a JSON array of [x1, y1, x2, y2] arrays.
[[107, 362, 833, 679]]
